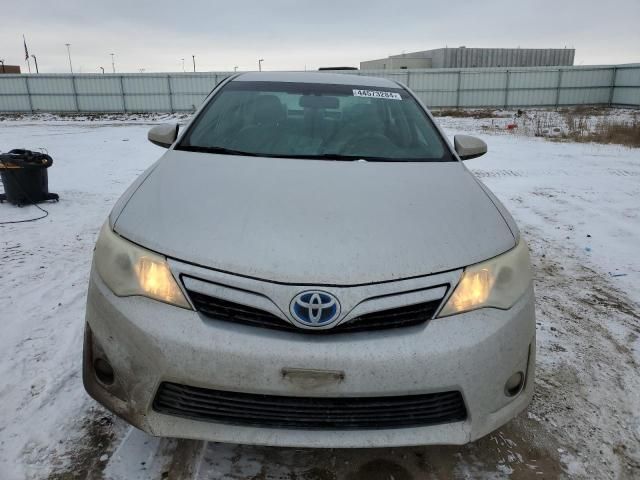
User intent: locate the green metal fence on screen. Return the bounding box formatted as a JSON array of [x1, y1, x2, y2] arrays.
[[0, 65, 638, 113]]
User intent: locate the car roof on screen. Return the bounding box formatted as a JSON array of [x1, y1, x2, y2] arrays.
[[234, 71, 400, 88]]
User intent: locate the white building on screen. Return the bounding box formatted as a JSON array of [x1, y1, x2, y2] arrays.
[[360, 47, 575, 70]]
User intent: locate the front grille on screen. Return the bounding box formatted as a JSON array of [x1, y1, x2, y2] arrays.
[[188, 292, 289, 330], [187, 290, 442, 334], [339, 302, 441, 332], [153, 382, 467, 430]]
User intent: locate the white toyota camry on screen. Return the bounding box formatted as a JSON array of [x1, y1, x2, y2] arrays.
[[83, 71, 535, 447]]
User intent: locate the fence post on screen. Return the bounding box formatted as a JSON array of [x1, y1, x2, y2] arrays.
[[504, 69, 510, 108], [24, 75, 34, 113], [455, 70, 462, 108], [167, 75, 174, 113], [119, 75, 126, 113], [70, 75, 80, 112], [608, 66, 617, 106], [555, 69, 563, 108]]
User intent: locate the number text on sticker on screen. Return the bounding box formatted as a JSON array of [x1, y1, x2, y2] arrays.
[[353, 89, 402, 100]]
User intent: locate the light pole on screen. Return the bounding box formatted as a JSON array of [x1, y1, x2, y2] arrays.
[[99, 66, 105, 74], [1, 59, 6, 73], [110, 53, 115, 73], [234, 66, 238, 72], [31, 54, 39, 73], [65, 43, 73, 73], [192, 55, 196, 72], [181, 58, 185, 72], [258, 58, 264, 72]]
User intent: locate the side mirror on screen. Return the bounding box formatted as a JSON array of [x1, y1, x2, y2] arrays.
[[454, 135, 487, 160], [148, 124, 179, 148]]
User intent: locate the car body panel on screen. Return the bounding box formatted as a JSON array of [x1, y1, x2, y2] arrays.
[[113, 151, 515, 285], [234, 71, 400, 87], [84, 268, 535, 448]]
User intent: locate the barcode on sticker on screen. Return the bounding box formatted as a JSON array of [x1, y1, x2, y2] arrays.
[[353, 89, 402, 100]]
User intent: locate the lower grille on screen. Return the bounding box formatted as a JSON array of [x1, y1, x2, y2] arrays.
[[153, 382, 467, 430], [187, 290, 442, 333]]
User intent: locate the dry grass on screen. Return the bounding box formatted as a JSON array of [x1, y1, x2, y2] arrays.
[[444, 105, 640, 148], [561, 111, 640, 148], [558, 105, 613, 117], [574, 122, 640, 147], [431, 108, 504, 119], [434, 106, 640, 148]]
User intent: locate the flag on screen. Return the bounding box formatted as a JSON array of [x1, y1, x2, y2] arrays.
[[23, 35, 29, 60]]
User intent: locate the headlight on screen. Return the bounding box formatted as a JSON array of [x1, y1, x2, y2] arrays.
[[93, 222, 191, 309], [438, 240, 532, 317]]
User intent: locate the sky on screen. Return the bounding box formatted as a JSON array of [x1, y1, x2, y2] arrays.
[[1, 0, 638, 73]]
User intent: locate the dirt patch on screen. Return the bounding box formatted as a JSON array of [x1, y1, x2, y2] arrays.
[[164, 440, 205, 480], [48, 408, 122, 480], [413, 416, 565, 479], [526, 232, 640, 479], [195, 421, 564, 480]]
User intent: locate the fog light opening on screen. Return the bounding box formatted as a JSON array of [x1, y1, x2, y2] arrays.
[[505, 372, 525, 397], [93, 358, 115, 386]]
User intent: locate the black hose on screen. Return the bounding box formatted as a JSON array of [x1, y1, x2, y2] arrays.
[[0, 149, 53, 169]]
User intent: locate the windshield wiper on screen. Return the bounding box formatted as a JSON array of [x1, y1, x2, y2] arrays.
[[311, 153, 366, 161], [177, 145, 259, 157], [177, 146, 401, 162], [311, 153, 434, 162], [309, 153, 397, 162]]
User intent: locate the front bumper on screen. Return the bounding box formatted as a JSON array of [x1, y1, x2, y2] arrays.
[[83, 269, 535, 448]]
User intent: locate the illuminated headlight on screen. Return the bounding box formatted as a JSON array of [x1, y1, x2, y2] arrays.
[[93, 222, 191, 309], [438, 240, 532, 317]]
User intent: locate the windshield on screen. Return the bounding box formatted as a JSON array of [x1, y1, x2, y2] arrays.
[[178, 80, 454, 162]]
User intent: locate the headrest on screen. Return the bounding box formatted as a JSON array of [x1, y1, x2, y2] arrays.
[[253, 95, 285, 125]]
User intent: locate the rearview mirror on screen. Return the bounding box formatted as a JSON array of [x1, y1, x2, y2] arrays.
[[148, 124, 179, 148], [454, 135, 487, 160], [299, 95, 339, 109]]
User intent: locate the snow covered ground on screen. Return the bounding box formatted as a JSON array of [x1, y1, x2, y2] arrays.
[[0, 111, 639, 479]]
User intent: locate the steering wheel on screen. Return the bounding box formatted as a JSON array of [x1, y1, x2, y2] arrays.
[[342, 132, 391, 156]]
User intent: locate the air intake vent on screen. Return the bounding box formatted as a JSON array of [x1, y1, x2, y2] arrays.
[[154, 382, 467, 430]]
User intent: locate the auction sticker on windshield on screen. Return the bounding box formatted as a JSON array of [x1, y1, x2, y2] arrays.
[[353, 89, 402, 100]]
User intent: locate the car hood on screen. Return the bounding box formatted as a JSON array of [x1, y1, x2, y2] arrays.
[[114, 150, 515, 285]]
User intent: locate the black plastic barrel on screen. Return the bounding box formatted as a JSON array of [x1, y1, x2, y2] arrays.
[[0, 150, 59, 206]]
